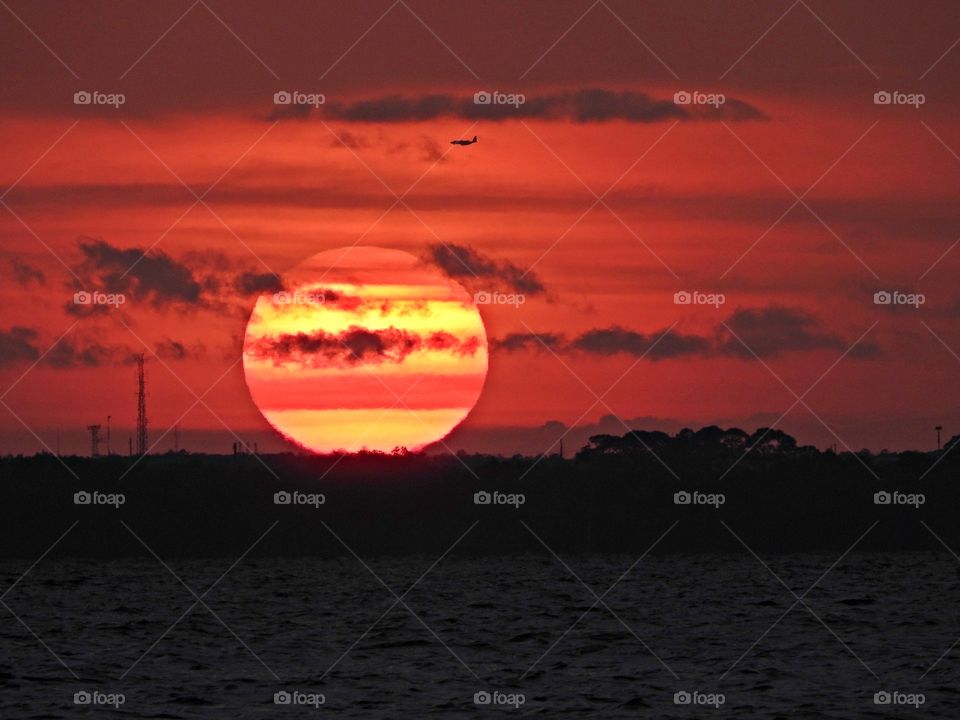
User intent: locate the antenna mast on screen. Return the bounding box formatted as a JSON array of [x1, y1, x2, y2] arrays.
[[87, 424, 101, 457], [136, 354, 148, 455]]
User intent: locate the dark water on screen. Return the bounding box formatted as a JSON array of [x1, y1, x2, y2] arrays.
[[1, 554, 958, 717]]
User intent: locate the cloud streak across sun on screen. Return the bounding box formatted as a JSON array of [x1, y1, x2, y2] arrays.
[[242, 247, 487, 453]]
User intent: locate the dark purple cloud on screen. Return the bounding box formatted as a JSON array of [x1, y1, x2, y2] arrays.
[[425, 243, 545, 295], [271, 88, 766, 124], [720, 306, 880, 359], [0, 327, 41, 367], [10, 259, 45, 287], [46, 338, 136, 368], [494, 307, 880, 360], [72, 237, 203, 310], [248, 326, 482, 368], [234, 272, 284, 295]]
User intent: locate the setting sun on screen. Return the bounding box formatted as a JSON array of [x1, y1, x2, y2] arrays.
[[242, 246, 488, 453]]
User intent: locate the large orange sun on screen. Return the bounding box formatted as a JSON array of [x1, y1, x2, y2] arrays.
[[242, 246, 488, 453]]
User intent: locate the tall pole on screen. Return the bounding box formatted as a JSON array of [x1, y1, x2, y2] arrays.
[[936, 425, 943, 451], [136, 354, 147, 456], [87, 424, 101, 457], [106, 415, 111, 456]]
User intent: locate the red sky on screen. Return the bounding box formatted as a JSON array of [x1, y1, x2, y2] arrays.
[[1, 0, 960, 456]]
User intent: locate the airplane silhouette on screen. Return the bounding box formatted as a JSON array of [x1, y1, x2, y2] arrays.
[[450, 135, 477, 146]]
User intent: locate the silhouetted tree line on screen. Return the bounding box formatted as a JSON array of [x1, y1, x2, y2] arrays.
[[1, 427, 958, 557], [579, 426, 801, 458]]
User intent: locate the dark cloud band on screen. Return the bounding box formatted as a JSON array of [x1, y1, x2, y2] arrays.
[[493, 307, 879, 360], [271, 88, 767, 124]]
